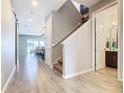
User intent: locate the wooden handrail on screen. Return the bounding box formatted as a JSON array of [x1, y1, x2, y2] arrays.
[[52, 22, 83, 48]]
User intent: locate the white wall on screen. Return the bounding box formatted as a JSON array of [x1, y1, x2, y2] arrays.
[[52, 0, 82, 44], [1, 0, 16, 90], [62, 20, 92, 78], [45, 15, 53, 67]]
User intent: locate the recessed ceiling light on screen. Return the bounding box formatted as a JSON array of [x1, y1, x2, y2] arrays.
[[32, 1, 37, 6], [28, 19, 33, 22]]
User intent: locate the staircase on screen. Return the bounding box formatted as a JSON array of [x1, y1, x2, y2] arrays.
[[52, 0, 89, 74], [53, 57, 63, 73]]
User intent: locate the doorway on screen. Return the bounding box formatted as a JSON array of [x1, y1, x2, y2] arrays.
[[92, 2, 119, 77]]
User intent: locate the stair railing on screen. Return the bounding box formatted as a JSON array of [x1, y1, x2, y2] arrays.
[[52, 21, 83, 48]]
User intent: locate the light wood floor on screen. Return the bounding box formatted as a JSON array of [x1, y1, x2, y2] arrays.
[[5, 54, 122, 93]]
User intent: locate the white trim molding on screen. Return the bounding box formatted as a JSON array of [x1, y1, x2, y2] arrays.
[[62, 69, 93, 79], [2, 66, 16, 93]]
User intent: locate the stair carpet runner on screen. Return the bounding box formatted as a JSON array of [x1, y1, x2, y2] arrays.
[[53, 58, 63, 73]]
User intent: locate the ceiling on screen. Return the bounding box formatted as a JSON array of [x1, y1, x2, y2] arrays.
[[11, 0, 67, 36], [74, 0, 101, 7], [12, 0, 101, 36]]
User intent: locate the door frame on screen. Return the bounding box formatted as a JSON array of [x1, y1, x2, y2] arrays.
[[91, 1, 121, 81], [12, 10, 19, 67]]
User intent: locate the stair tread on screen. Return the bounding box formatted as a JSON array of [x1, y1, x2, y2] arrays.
[[54, 63, 63, 72]]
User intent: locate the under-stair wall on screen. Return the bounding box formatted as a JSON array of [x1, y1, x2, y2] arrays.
[[62, 20, 92, 79]]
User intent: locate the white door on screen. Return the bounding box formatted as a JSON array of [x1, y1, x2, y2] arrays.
[[95, 15, 106, 70], [95, 4, 118, 70]]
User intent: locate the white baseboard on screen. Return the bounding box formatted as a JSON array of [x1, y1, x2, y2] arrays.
[[63, 69, 93, 79], [2, 66, 16, 93]]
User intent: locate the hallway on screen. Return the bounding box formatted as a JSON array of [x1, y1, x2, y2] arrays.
[[5, 54, 122, 93]]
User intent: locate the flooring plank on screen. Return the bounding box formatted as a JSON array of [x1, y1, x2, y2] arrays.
[[4, 54, 122, 93]]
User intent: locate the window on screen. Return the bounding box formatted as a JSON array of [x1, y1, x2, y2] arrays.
[[27, 40, 45, 53]]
